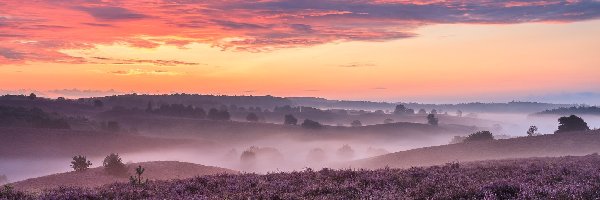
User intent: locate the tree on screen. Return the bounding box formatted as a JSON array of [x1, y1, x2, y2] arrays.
[[394, 105, 414, 115], [105, 121, 120, 132], [427, 114, 439, 126], [351, 120, 362, 127], [28, 93, 36, 100], [456, 110, 463, 117], [463, 131, 494, 142], [246, 113, 259, 122], [556, 115, 590, 134], [336, 144, 355, 160], [284, 114, 298, 125], [383, 118, 394, 124], [208, 108, 230, 120], [527, 126, 538, 136], [430, 109, 438, 115], [145, 101, 153, 112], [302, 119, 323, 129], [103, 153, 128, 177], [93, 99, 103, 107], [417, 109, 427, 115], [70, 155, 92, 172]]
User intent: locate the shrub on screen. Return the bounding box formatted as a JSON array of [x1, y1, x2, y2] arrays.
[[240, 150, 257, 167], [70, 155, 92, 172], [427, 114, 439, 126], [129, 165, 147, 186], [306, 148, 327, 163], [350, 120, 362, 127], [555, 115, 590, 134], [246, 113, 259, 122], [336, 144, 355, 160], [302, 119, 323, 129], [463, 131, 494, 143], [284, 114, 298, 125], [103, 153, 128, 177]]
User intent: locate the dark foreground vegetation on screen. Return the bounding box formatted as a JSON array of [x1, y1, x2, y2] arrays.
[[4, 155, 600, 199]]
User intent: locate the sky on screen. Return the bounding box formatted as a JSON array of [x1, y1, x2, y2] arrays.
[[1, 0, 599, 104]]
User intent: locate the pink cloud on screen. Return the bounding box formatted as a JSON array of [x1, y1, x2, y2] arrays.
[[1, 0, 599, 64]]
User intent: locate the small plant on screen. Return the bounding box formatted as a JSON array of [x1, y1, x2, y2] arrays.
[[130, 165, 147, 186], [70, 155, 92, 172], [103, 153, 128, 177]]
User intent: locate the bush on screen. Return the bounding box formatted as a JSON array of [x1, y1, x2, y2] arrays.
[[284, 114, 298, 125], [427, 114, 438, 126], [129, 165, 147, 186], [246, 113, 259, 122], [350, 120, 362, 127], [302, 119, 323, 129], [555, 115, 590, 134], [463, 131, 494, 143], [70, 155, 92, 172], [336, 145, 355, 160], [103, 153, 128, 177]]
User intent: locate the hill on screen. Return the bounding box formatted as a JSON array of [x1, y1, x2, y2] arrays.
[[10, 161, 237, 192], [4, 155, 600, 199], [348, 130, 600, 169]]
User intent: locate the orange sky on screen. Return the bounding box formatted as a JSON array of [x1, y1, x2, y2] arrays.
[[1, 1, 599, 102]]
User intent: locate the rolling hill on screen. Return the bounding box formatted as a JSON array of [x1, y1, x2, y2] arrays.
[[348, 130, 600, 169], [10, 161, 237, 192]]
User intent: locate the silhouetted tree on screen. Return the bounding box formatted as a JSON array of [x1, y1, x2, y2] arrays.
[[527, 126, 538, 136], [145, 101, 153, 112], [93, 99, 104, 107], [463, 131, 494, 142], [105, 121, 120, 132], [103, 153, 127, 177], [336, 144, 355, 160], [28, 93, 36, 100], [417, 109, 427, 115], [427, 114, 439, 126], [208, 108, 230, 120], [240, 150, 256, 168], [246, 113, 259, 122], [70, 155, 92, 172], [555, 115, 590, 134], [383, 118, 394, 124], [394, 105, 414, 115], [351, 120, 362, 127], [284, 114, 298, 125], [430, 109, 438, 115], [302, 119, 323, 129]]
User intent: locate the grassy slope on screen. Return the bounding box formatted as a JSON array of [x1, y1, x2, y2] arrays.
[[4, 155, 600, 199], [11, 161, 237, 192], [349, 130, 600, 169]]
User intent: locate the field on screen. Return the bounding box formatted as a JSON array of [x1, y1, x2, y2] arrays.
[[3, 155, 600, 199]]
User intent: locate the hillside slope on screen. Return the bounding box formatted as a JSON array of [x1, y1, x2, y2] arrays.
[[348, 130, 600, 169], [11, 161, 237, 192]]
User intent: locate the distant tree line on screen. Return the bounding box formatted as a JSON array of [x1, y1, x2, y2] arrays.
[[0, 105, 70, 129], [537, 106, 600, 116]]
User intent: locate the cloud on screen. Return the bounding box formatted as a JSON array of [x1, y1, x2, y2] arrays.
[[90, 57, 202, 66], [1, 0, 599, 64], [339, 62, 376, 68], [75, 6, 148, 21], [110, 69, 181, 76]]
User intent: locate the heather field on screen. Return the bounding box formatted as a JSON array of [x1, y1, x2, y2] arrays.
[[3, 155, 600, 199]]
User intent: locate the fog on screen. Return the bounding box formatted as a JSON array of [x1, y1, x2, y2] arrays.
[[3, 109, 599, 186]]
